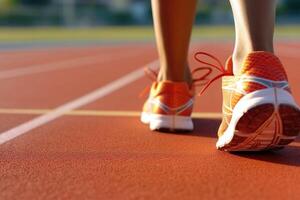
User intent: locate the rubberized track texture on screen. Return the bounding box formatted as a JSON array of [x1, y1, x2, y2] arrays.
[[1, 42, 300, 200]]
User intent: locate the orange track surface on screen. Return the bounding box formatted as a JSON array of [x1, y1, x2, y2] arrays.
[[1, 42, 300, 199]]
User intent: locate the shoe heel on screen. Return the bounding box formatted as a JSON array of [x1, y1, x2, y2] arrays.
[[221, 104, 277, 151], [149, 114, 194, 132], [217, 88, 300, 151]]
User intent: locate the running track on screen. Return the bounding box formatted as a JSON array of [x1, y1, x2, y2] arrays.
[[1, 41, 300, 199]]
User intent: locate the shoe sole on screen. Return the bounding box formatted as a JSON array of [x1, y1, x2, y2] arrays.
[[217, 88, 300, 151], [141, 112, 193, 132]]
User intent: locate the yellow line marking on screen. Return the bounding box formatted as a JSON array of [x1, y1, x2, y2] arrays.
[[0, 109, 49, 115], [192, 112, 222, 119], [0, 108, 222, 119]]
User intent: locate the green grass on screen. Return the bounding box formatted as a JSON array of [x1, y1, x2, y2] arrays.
[[0, 25, 299, 42]]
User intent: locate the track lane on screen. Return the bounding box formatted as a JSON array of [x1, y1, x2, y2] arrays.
[[1, 41, 300, 200]]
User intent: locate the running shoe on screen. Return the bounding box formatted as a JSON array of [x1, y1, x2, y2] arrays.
[[141, 81, 194, 131], [140, 67, 209, 132], [215, 52, 300, 151]]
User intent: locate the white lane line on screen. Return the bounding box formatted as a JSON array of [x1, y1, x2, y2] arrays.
[[0, 60, 158, 145], [0, 50, 139, 80]]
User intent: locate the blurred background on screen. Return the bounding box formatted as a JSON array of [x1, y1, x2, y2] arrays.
[[0, 0, 299, 26], [0, 0, 299, 44]]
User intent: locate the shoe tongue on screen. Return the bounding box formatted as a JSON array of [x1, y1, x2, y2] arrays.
[[238, 51, 287, 80]]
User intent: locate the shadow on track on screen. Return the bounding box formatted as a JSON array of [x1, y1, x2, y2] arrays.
[[152, 118, 221, 137], [232, 146, 300, 167], [192, 118, 221, 138]]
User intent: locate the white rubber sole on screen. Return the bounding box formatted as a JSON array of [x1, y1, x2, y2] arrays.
[[141, 112, 193, 132], [216, 88, 300, 151]]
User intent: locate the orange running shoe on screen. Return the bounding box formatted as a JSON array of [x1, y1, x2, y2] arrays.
[[141, 81, 195, 131], [140, 67, 209, 132], [215, 52, 300, 151]]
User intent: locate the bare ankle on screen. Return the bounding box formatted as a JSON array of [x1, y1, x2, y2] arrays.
[[157, 65, 192, 86]]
